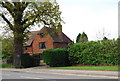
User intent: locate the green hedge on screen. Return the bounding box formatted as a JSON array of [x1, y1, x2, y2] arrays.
[[42, 48, 70, 67], [68, 39, 119, 65], [31, 54, 40, 66], [21, 53, 40, 68]]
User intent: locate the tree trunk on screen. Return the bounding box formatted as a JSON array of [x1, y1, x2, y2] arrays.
[[13, 32, 24, 67]]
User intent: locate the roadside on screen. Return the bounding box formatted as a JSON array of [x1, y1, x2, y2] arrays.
[[45, 66, 119, 71], [1, 67, 119, 79]]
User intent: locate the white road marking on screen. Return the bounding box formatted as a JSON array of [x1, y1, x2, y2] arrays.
[[20, 76, 44, 79]]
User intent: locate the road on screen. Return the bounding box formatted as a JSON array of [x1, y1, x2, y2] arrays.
[[1, 69, 118, 79]]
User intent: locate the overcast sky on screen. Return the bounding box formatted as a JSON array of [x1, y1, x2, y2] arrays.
[[57, 0, 118, 41], [0, 0, 119, 41]]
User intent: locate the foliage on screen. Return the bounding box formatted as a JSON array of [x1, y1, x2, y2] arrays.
[[103, 36, 108, 40], [79, 32, 88, 42], [0, 64, 15, 68], [21, 53, 40, 68], [76, 33, 81, 43], [116, 37, 120, 65], [42, 48, 70, 67], [68, 39, 118, 65], [31, 54, 40, 66], [21, 53, 33, 68], [0, 0, 63, 66], [2, 37, 14, 60]]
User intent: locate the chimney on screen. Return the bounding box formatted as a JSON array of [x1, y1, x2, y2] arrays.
[[57, 23, 63, 39]]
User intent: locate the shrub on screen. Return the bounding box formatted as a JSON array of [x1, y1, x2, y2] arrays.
[[68, 40, 118, 65], [21, 53, 34, 68], [21, 53, 40, 68], [2, 37, 14, 61], [31, 54, 40, 66], [42, 48, 70, 67]]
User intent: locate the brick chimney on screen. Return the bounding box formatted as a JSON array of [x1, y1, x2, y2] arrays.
[[57, 23, 63, 39]]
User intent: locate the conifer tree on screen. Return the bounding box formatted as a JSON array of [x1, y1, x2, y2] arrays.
[[76, 33, 81, 43], [79, 32, 88, 42]]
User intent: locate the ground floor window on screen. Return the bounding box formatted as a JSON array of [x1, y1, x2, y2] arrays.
[[39, 42, 46, 49]]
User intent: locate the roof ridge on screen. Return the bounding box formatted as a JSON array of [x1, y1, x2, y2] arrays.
[[30, 30, 40, 32]]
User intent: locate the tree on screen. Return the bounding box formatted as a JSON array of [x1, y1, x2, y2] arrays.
[[2, 37, 14, 60], [79, 32, 88, 42], [96, 28, 110, 40], [76, 33, 81, 43], [0, 0, 63, 67], [103, 36, 108, 40]]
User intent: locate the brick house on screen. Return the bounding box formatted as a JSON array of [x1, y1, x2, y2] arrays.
[[24, 26, 73, 54]]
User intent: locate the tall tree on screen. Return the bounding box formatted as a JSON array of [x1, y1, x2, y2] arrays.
[[76, 33, 81, 43], [0, 0, 63, 67], [79, 32, 88, 42]]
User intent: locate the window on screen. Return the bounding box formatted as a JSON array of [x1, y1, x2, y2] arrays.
[[39, 42, 46, 49], [40, 33, 44, 38], [24, 47, 28, 51]]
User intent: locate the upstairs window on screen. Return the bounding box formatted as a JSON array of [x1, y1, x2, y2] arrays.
[[39, 42, 46, 49], [40, 33, 44, 38]]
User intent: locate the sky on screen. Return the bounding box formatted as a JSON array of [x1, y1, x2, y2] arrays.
[[56, 0, 119, 41], [0, 0, 119, 41]]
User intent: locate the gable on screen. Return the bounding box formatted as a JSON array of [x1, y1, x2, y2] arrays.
[[25, 27, 73, 46]]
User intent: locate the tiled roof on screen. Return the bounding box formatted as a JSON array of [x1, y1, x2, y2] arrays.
[[25, 27, 73, 46]]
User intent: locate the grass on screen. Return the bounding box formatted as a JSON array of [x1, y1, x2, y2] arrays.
[[45, 66, 119, 71], [0, 64, 15, 68]]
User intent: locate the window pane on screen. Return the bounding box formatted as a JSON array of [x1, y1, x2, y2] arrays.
[[39, 42, 46, 49]]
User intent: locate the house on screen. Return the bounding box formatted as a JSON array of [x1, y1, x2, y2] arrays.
[[24, 26, 73, 54]]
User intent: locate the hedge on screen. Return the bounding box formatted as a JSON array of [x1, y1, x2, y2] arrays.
[[21, 53, 40, 68], [42, 48, 70, 67], [68, 39, 119, 65]]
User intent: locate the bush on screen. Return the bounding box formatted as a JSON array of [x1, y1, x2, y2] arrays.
[[21, 53, 34, 68], [42, 48, 70, 67], [31, 54, 40, 66], [68, 40, 118, 65], [2, 37, 14, 61], [21, 53, 40, 68]]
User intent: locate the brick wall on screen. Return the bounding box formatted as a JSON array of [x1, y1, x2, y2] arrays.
[[32, 34, 54, 54], [24, 33, 71, 54], [53, 42, 67, 48], [24, 46, 33, 54]]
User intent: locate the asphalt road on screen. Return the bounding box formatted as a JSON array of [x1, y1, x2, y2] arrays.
[[1, 70, 118, 79]]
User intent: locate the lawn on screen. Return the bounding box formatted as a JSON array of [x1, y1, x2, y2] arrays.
[[46, 66, 119, 71], [0, 64, 15, 68]]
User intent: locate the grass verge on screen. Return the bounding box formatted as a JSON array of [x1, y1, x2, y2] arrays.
[[46, 66, 119, 71], [0, 64, 15, 68]]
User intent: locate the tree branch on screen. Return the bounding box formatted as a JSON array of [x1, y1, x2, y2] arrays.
[[1, 14, 14, 30], [21, 18, 28, 25], [1, 2, 15, 17], [23, 17, 36, 31], [21, 14, 36, 25], [43, 20, 50, 25]]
